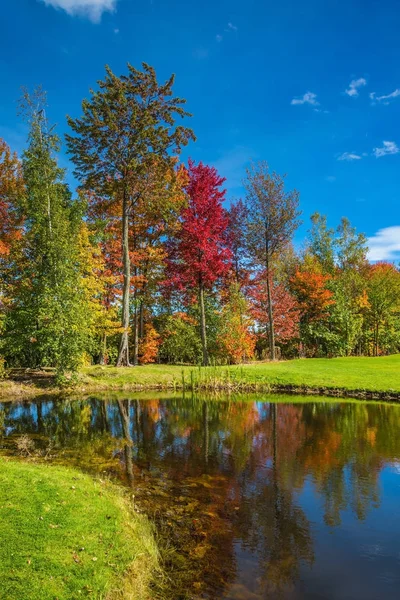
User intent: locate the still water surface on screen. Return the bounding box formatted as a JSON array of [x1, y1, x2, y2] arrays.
[[1, 395, 400, 599]]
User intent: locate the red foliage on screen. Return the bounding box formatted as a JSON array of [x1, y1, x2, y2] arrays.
[[167, 159, 232, 292], [247, 271, 300, 341], [290, 270, 335, 321]]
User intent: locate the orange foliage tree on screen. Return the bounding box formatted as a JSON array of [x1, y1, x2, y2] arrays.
[[0, 138, 24, 257], [290, 270, 335, 323], [217, 283, 256, 363]]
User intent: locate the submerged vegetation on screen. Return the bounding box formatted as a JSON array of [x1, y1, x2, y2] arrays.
[[0, 459, 160, 600], [0, 64, 399, 378]]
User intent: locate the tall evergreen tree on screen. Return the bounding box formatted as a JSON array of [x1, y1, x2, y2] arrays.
[[4, 90, 92, 375], [66, 63, 195, 366]]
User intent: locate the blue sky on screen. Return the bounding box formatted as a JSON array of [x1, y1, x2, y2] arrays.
[[1, 0, 400, 260]]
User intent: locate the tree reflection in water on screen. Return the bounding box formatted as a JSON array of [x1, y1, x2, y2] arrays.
[[1, 396, 400, 599]]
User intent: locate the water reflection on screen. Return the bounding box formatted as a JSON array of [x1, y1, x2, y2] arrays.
[[1, 396, 400, 599]]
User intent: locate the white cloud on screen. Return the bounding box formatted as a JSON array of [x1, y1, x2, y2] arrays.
[[373, 140, 399, 158], [227, 22, 238, 31], [367, 226, 400, 261], [291, 91, 319, 106], [337, 152, 362, 161], [40, 0, 117, 22], [113, 27, 119, 33], [345, 77, 367, 97], [370, 89, 400, 105], [216, 34, 223, 42]]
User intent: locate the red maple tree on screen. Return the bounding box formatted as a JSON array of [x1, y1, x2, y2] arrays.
[[167, 159, 232, 364]]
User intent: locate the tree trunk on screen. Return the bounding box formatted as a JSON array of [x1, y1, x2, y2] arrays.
[[139, 300, 144, 339], [99, 333, 107, 365], [265, 249, 276, 360], [132, 294, 139, 366], [131, 297, 143, 367], [117, 189, 131, 367], [199, 279, 209, 366]]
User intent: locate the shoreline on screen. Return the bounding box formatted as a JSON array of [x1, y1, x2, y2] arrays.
[[1, 379, 400, 403], [2, 356, 399, 402]]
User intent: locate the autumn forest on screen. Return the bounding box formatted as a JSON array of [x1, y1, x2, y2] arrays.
[[1, 63, 400, 379]]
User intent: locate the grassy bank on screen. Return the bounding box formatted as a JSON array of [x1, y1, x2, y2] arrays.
[[0, 459, 160, 600], [78, 355, 400, 396], [1, 355, 400, 400]]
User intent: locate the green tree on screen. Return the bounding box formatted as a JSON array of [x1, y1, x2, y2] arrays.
[[66, 63, 195, 366], [158, 313, 202, 364], [336, 217, 367, 271], [244, 161, 301, 360], [307, 212, 335, 274], [365, 263, 400, 355], [3, 90, 93, 376]]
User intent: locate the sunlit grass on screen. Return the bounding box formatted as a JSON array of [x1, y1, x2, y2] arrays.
[[0, 459, 159, 600], [79, 354, 400, 393]]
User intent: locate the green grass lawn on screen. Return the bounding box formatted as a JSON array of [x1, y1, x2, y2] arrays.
[[80, 354, 400, 393], [0, 460, 159, 600]]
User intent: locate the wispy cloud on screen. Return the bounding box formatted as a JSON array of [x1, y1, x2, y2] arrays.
[[325, 175, 336, 183], [370, 89, 400, 105], [345, 77, 367, 97], [217, 22, 238, 43], [40, 0, 117, 22], [367, 226, 400, 261], [373, 140, 399, 158], [337, 152, 362, 161], [291, 91, 319, 106]]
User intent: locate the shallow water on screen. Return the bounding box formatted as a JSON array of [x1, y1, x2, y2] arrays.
[[1, 394, 400, 599]]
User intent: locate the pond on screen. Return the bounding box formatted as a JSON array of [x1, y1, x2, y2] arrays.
[[1, 394, 400, 599]]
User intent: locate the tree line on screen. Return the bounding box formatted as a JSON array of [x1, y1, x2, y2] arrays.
[[0, 64, 399, 376]]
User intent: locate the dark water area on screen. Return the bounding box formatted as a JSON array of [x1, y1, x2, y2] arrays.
[[1, 395, 400, 599]]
